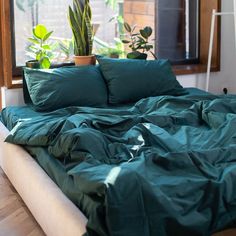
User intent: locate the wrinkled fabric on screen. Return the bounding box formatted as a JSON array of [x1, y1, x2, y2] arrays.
[[3, 92, 236, 236]]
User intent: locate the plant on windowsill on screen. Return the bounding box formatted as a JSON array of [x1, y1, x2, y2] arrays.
[[68, 0, 95, 65], [26, 24, 54, 69], [122, 22, 157, 60], [97, 38, 124, 58]]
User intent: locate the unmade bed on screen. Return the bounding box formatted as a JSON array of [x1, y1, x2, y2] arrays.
[[1, 87, 236, 236], [2, 58, 236, 236]]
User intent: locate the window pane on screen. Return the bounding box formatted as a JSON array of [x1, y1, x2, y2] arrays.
[[123, 0, 155, 59], [156, 0, 199, 63], [12, 0, 199, 71], [13, 0, 121, 67]]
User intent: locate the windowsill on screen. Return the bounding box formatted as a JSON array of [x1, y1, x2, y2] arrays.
[[9, 63, 220, 89], [173, 64, 220, 76]]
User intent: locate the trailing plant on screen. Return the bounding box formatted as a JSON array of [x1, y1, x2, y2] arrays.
[[122, 22, 157, 60], [57, 38, 74, 60], [97, 41, 123, 58], [26, 24, 53, 69], [68, 0, 94, 56]]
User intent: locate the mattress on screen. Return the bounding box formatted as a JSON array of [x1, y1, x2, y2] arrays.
[[2, 87, 236, 236], [0, 122, 87, 236]]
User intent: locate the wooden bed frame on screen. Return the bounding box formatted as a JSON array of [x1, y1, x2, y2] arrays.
[[0, 120, 236, 236]]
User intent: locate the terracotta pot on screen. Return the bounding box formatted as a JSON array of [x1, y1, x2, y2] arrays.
[[25, 60, 40, 69], [74, 55, 96, 66]]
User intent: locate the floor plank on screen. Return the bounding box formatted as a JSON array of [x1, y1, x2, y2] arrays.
[[0, 168, 45, 236]]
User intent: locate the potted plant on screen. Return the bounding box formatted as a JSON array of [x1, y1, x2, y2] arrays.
[[122, 22, 157, 60], [26, 24, 54, 69], [68, 0, 95, 65]]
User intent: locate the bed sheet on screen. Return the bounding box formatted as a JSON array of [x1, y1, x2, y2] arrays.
[[3, 87, 236, 236]]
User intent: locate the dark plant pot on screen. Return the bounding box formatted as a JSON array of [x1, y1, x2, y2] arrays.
[[110, 54, 119, 59], [26, 60, 40, 69], [127, 52, 147, 60]]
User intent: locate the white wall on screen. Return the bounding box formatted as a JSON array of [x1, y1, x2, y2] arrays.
[[1, 87, 25, 108], [2, 0, 236, 107]]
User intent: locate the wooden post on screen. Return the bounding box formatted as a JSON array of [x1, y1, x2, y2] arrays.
[[0, 0, 13, 88]]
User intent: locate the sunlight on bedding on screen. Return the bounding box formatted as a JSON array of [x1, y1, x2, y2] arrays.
[[104, 167, 121, 186], [9, 118, 32, 136]]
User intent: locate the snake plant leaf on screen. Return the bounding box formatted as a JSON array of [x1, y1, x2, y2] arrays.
[[33, 24, 48, 40], [68, 5, 86, 55], [68, 0, 93, 56]]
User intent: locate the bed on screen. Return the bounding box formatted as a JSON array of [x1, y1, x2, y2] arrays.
[[1, 58, 236, 236]]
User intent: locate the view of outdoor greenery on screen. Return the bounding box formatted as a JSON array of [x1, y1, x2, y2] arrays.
[[13, 0, 197, 67], [14, 0, 126, 66]]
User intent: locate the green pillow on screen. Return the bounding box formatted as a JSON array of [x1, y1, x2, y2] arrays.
[[24, 66, 108, 111], [97, 58, 187, 104]]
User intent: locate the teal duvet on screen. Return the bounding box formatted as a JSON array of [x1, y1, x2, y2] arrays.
[[3, 92, 236, 236]]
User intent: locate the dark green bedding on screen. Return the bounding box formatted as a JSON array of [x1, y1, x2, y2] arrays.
[[2, 88, 236, 236]]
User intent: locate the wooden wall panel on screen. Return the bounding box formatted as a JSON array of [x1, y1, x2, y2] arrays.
[[0, 0, 13, 88], [200, 0, 221, 70], [0, 6, 3, 88]]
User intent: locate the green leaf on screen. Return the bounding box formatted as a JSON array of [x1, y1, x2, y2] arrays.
[[43, 31, 53, 42], [42, 45, 51, 50], [122, 40, 130, 44], [36, 53, 41, 61], [131, 33, 139, 37], [16, 0, 25, 12], [40, 57, 51, 69], [144, 45, 153, 51], [33, 24, 48, 40], [140, 27, 152, 39], [28, 37, 40, 44], [124, 22, 132, 33]]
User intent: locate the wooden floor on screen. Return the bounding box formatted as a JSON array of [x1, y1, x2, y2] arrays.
[[0, 168, 45, 236]]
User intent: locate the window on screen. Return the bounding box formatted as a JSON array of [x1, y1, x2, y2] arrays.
[[124, 0, 199, 64], [11, 0, 122, 75], [156, 0, 199, 64], [0, 0, 221, 88]]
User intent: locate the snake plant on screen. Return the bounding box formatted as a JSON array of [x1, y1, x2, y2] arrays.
[[68, 0, 93, 56]]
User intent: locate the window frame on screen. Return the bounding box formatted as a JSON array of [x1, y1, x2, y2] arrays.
[[0, 0, 221, 89], [173, 0, 221, 75]]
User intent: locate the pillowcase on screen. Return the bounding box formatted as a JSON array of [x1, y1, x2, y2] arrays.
[[24, 65, 108, 111], [97, 58, 187, 104]]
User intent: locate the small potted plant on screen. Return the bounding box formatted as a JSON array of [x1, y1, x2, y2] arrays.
[[68, 0, 95, 65], [26, 24, 54, 69], [122, 22, 157, 60]]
